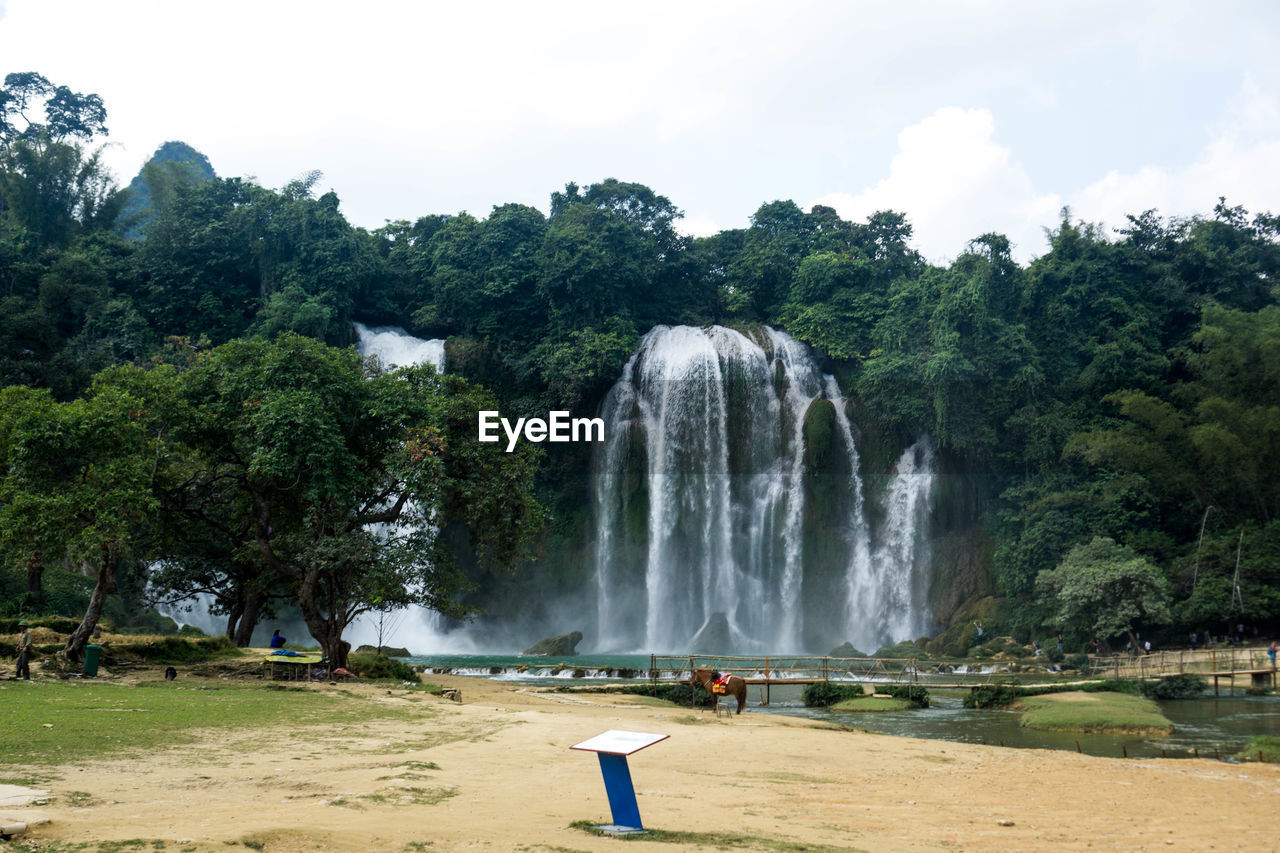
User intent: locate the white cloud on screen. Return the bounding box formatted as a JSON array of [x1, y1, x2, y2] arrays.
[[810, 74, 1280, 264], [1069, 76, 1280, 229], [675, 214, 724, 239], [808, 107, 1060, 263]]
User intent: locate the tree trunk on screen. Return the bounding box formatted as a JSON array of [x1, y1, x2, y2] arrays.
[[64, 547, 117, 663], [26, 556, 43, 595], [295, 572, 351, 669], [233, 590, 263, 647], [225, 598, 245, 641]]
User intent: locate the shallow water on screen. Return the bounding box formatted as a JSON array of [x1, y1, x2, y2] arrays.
[[754, 689, 1280, 760], [406, 653, 1280, 760]]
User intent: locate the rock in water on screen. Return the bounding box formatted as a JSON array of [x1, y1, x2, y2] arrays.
[[689, 613, 731, 653], [523, 631, 583, 656], [355, 645, 411, 657], [828, 641, 867, 657]]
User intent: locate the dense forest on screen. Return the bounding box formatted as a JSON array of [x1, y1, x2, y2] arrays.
[[2, 72, 1278, 658]]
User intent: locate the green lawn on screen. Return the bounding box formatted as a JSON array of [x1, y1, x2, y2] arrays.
[[1016, 691, 1173, 734], [0, 680, 432, 769]]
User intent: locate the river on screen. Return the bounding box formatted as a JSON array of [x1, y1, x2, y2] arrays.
[[404, 653, 1280, 761]]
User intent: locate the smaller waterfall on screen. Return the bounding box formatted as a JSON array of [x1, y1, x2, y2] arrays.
[[353, 322, 445, 373], [839, 438, 936, 651], [348, 323, 486, 653]]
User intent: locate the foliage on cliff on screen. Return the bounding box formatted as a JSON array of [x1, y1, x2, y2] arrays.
[[3, 72, 1280, 650]]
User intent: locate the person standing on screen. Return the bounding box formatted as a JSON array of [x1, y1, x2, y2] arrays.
[[15, 620, 32, 680], [1269, 641, 1277, 668]]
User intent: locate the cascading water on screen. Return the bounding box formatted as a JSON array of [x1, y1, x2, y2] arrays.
[[591, 325, 936, 654], [353, 322, 445, 373], [346, 322, 486, 652]]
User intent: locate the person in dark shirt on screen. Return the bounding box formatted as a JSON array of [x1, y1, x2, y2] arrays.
[[269, 630, 286, 649], [16, 620, 32, 679]]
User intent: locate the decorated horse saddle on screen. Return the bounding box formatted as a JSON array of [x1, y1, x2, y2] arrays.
[[711, 672, 733, 694]]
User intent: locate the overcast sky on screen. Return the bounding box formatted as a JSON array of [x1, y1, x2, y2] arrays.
[[2, 0, 1277, 262]]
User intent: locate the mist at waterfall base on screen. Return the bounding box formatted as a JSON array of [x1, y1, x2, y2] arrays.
[[160, 324, 937, 656]]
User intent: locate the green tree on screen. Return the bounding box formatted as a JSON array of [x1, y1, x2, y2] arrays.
[[124, 334, 544, 667], [0, 72, 108, 143], [1036, 536, 1172, 650], [0, 382, 157, 660]]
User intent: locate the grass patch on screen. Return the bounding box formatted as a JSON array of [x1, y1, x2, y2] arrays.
[[1016, 691, 1173, 735], [1235, 735, 1280, 762], [360, 785, 456, 807], [569, 820, 862, 851], [0, 681, 433, 768], [830, 696, 913, 712], [108, 635, 240, 664]]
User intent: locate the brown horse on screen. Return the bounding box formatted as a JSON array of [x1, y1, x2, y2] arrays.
[[691, 668, 747, 715]]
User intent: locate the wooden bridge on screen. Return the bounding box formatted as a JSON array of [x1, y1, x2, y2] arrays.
[[1089, 647, 1277, 695], [647, 654, 1076, 703]]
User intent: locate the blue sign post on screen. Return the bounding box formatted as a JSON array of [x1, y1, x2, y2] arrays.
[[571, 729, 669, 834]]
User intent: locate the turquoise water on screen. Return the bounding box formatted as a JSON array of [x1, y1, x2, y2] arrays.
[[406, 654, 1280, 760]]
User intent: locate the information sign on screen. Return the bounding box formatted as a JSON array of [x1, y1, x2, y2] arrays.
[[571, 730, 669, 833]]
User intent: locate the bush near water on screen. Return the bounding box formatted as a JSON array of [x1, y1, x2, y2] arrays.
[[803, 682, 929, 708], [348, 652, 421, 682], [963, 675, 1207, 709]]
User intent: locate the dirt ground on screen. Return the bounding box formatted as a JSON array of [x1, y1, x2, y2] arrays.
[[3, 669, 1278, 852]]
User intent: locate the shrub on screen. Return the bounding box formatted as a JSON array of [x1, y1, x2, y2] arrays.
[[803, 682, 862, 707], [883, 684, 930, 708], [964, 685, 1016, 708], [611, 683, 715, 708], [1139, 674, 1208, 700], [872, 641, 927, 660], [963, 680, 1140, 709], [348, 653, 421, 682]]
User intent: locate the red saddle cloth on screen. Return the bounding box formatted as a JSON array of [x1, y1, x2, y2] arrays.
[[711, 673, 733, 694]]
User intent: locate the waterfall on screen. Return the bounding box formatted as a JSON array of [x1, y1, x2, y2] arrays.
[[591, 325, 935, 654], [347, 323, 487, 653], [874, 439, 936, 643], [353, 322, 445, 373]]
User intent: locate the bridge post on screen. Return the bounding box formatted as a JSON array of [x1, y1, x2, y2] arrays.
[[689, 656, 695, 709], [765, 656, 770, 706]]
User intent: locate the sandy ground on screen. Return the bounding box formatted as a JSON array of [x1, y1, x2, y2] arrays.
[[3, 671, 1279, 853]]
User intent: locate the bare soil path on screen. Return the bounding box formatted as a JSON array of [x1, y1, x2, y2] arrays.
[[3, 671, 1278, 852]]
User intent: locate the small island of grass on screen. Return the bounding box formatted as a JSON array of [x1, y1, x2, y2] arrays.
[[1015, 691, 1173, 735], [831, 695, 915, 712]]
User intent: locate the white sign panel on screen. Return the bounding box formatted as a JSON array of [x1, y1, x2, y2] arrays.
[[570, 730, 669, 756]]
